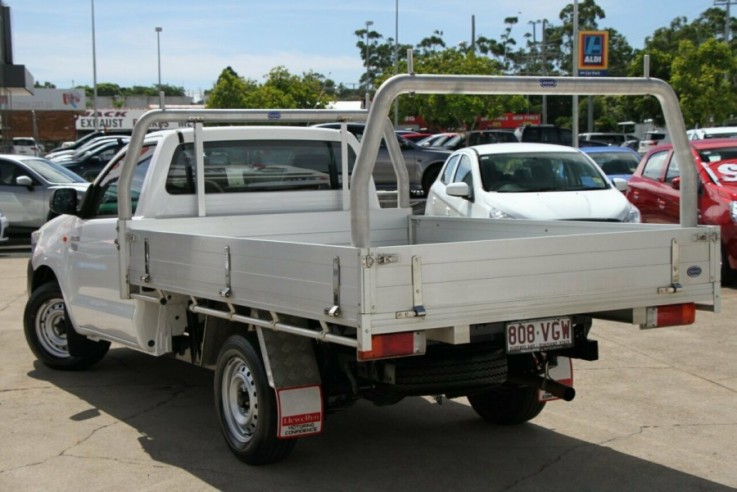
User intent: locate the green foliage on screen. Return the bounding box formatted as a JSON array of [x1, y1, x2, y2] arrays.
[[670, 38, 737, 126], [207, 66, 252, 108], [76, 83, 186, 99], [207, 65, 338, 109], [395, 50, 527, 130]]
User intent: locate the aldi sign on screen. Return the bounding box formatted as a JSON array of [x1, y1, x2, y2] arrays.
[[578, 31, 608, 76]]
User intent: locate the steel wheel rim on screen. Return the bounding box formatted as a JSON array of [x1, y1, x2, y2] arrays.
[[35, 297, 69, 358], [222, 356, 259, 443]]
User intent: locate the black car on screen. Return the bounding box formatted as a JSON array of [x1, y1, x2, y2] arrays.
[[59, 138, 129, 181]]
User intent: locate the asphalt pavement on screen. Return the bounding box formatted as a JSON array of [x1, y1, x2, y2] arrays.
[[1, 250, 736, 491]]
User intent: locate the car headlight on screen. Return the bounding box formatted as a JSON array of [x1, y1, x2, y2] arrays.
[[489, 207, 513, 219], [730, 201, 737, 223], [624, 203, 641, 223]]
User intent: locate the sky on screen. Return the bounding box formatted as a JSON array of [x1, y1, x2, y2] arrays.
[[8, 0, 718, 99]]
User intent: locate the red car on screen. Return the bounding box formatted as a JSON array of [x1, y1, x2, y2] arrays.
[[626, 138, 737, 280]]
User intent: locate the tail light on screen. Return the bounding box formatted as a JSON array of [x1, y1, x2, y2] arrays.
[[641, 303, 696, 328], [357, 332, 425, 361]]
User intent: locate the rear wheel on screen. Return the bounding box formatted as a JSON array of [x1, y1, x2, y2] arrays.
[[721, 245, 736, 284], [467, 384, 545, 425], [214, 335, 296, 465], [23, 282, 110, 370], [422, 165, 442, 196]]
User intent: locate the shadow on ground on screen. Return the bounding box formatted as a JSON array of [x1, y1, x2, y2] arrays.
[[27, 347, 731, 492]]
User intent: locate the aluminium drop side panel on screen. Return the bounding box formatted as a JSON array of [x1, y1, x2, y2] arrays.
[[127, 230, 364, 327], [363, 219, 719, 334]]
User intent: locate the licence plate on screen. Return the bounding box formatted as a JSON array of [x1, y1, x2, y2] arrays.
[[505, 317, 574, 354]]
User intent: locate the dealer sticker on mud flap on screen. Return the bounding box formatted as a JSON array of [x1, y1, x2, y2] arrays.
[[505, 317, 574, 354], [276, 385, 323, 439]]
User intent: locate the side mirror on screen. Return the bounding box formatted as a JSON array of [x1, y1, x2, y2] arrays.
[[446, 181, 471, 198], [16, 175, 34, 190], [49, 188, 80, 216], [611, 177, 629, 192], [671, 176, 681, 190]]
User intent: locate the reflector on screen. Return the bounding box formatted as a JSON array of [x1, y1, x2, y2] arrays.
[[358, 332, 416, 361], [655, 303, 696, 327]]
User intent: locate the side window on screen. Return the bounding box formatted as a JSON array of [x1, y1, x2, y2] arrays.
[[90, 144, 157, 217], [641, 151, 669, 181], [665, 156, 680, 182], [0, 160, 37, 186], [453, 155, 474, 188], [95, 157, 152, 217], [441, 155, 460, 184], [0, 160, 18, 185]]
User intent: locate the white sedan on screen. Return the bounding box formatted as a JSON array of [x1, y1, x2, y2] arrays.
[[425, 142, 641, 222]]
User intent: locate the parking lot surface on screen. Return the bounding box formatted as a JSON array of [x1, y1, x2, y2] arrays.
[[1, 252, 736, 491]]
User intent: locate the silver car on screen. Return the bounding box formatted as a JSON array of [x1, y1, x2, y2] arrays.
[[0, 155, 89, 235]]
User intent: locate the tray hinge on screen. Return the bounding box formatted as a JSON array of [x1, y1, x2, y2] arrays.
[[657, 239, 682, 294], [219, 246, 232, 298], [325, 256, 341, 317], [396, 255, 426, 319], [140, 237, 151, 283]]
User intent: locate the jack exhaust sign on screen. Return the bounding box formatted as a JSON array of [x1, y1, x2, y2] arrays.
[[578, 31, 608, 76]]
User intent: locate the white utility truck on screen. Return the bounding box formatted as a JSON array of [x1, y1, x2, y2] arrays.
[[25, 75, 720, 465]]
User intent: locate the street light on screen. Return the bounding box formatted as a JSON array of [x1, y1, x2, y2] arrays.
[[91, 0, 98, 130], [365, 20, 373, 108]]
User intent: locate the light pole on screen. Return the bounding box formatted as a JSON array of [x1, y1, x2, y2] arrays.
[[365, 20, 373, 108], [91, 0, 98, 130], [394, 1, 399, 126], [155, 26, 163, 107]]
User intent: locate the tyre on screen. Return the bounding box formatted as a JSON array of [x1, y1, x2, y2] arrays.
[[422, 165, 442, 196], [721, 245, 736, 285], [214, 335, 296, 465], [23, 282, 110, 370], [467, 384, 545, 425]]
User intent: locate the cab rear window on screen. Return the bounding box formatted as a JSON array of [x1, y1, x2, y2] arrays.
[[166, 139, 355, 194]]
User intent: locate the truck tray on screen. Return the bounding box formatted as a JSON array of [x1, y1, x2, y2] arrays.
[[127, 209, 719, 351]]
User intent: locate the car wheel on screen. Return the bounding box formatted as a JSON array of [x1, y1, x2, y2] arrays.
[[214, 334, 296, 465], [721, 245, 736, 284], [422, 165, 442, 197], [23, 282, 110, 370], [467, 384, 545, 425]]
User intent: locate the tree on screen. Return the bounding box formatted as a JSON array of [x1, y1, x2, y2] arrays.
[[670, 38, 737, 126], [396, 49, 527, 131], [207, 66, 251, 108]]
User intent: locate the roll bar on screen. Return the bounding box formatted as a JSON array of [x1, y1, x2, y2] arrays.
[[116, 75, 696, 253], [351, 74, 696, 247], [115, 108, 408, 298]]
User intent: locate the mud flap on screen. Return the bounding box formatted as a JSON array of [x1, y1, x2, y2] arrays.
[[256, 327, 323, 438], [539, 356, 573, 402]]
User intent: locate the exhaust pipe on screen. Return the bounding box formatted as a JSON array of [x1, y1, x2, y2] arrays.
[[509, 374, 576, 402]]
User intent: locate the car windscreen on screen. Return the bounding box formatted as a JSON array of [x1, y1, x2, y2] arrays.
[[698, 146, 737, 163], [478, 151, 610, 193], [23, 158, 87, 183]]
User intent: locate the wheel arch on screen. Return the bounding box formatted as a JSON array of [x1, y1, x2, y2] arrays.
[[201, 316, 254, 367], [29, 264, 59, 293], [421, 161, 445, 195]]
